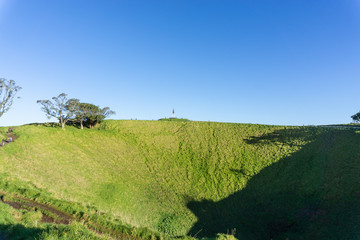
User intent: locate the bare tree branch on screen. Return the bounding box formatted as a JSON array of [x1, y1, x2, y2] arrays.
[[37, 93, 78, 129], [0, 78, 21, 118]]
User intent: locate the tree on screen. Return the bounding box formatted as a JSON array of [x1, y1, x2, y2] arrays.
[[351, 112, 360, 123], [0, 78, 21, 118], [37, 93, 79, 129], [77, 103, 115, 129], [72, 102, 90, 130]]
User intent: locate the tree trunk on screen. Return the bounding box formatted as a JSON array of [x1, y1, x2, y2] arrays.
[[80, 120, 83, 130], [60, 116, 65, 129]]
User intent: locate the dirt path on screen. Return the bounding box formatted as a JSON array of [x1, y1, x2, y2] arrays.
[[0, 128, 17, 148], [0, 191, 73, 225]]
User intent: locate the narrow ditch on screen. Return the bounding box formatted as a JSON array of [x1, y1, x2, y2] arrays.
[[0, 193, 73, 225]]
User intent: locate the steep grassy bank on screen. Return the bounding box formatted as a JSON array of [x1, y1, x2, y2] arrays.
[[0, 121, 359, 239]]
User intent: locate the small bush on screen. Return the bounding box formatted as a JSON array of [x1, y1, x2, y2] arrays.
[[216, 233, 238, 240], [156, 213, 182, 237]]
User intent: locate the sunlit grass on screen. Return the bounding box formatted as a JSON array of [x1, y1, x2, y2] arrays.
[[0, 120, 358, 239]]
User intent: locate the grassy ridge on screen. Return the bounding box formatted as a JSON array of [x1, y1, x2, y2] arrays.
[[0, 121, 359, 239]]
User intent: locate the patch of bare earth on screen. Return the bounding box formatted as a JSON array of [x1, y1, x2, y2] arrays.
[[0, 193, 73, 225]]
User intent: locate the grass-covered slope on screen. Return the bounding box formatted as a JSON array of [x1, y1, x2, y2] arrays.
[[0, 120, 359, 239]]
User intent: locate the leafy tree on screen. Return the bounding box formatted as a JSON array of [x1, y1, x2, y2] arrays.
[[0, 78, 21, 118], [75, 103, 115, 129], [72, 102, 90, 130], [37, 93, 79, 129], [351, 112, 360, 123]]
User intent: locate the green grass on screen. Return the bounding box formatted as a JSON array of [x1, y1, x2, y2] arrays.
[[0, 120, 359, 239], [0, 198, 107, 240]]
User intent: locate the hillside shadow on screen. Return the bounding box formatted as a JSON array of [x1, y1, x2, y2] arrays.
[[0, 224, 45, 239], [187, 128, 360, 239]]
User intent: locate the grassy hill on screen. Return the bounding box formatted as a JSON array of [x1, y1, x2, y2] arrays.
[[0, 120, 359, 239]]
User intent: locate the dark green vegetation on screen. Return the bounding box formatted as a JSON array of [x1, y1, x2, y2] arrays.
[[0, 120, 359, 239], [351, 111, 360, 123], [72, 102, 115, 129]]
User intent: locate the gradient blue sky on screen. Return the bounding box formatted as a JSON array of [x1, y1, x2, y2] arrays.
[[0, 0, 360, 126]]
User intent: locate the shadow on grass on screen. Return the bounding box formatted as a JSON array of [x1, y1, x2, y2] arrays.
[[0, 224, 44, 239], [187, 128, 360, 239]]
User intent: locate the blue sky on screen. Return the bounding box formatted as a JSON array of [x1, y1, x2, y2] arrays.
[[0, 0, 359, 126]]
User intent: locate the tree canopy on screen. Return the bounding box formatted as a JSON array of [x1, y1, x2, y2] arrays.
[[351, 112, 360, 123], [37, 93, 79, 129], [73, 103, 115, 129], [0, 78, 21, 118], [37, 93, 115, 129]]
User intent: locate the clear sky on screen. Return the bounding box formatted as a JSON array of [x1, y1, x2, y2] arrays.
[[0, 0, 360, 126]]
